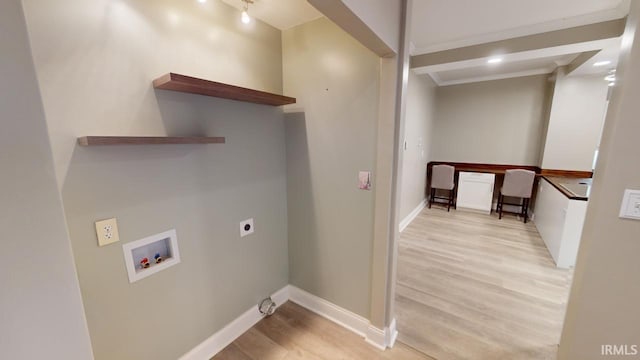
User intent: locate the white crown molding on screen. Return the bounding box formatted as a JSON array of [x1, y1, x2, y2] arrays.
[[412, 38, 618, 75], [412, 2, 629, 55], [412, 38, 621, 86], [428, 72, 442, 86], [436, 68, 555, 87]]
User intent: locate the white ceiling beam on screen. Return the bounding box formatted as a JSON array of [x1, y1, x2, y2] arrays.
[[411, 19, 625, 69], [433, 67, 555, 87], [307, 0, 395, 57], [566, 50, 602, 74], [412, 0, 630, 54], [412, 38, 620, 75]]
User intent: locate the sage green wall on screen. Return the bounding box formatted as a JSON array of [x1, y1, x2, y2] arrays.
[[432, 75, 551, 166], [22, 0, 284, 187], [283, 17, 380, 317], [21, 1, 288, 359], [0, 0, 93, 358], [399, 71, 436, 220], [559, 4, 640, 357]]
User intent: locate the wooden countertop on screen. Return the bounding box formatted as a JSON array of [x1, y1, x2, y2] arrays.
[[542, 177, 591, 201], [426, 162, 593, 201], [428, 161, 539, 175]]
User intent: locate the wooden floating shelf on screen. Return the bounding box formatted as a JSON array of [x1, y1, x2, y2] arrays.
[[152, 73, 296, 106], [78, 136, 226, 146]]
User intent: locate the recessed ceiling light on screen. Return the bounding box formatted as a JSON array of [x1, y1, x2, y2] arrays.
[[593, 60, 611, 67], [197, 0, 206, 3], [487, 57, 503, 64]]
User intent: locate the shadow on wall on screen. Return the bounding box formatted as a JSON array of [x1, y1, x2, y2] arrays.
[[119, 0, 283, 93], [284, 112, 321, 292], [60, 90, 289, 360]]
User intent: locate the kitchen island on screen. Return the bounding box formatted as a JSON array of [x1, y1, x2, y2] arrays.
[[534, 177, 591, 268]]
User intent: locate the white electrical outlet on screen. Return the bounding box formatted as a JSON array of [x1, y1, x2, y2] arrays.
[[95, 218, 120, 246], [240, 218, 254, 237], [620, 189, 640, 220]]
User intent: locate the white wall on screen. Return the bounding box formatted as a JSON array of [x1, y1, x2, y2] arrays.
[[432, 75, 551, 165], [399, 71, 436, 220], [22, 1, 289, 359], [0, 0, 93, 358], [559, 2, 640, 357], [541, 69, 609, 171], [340, 0, 401, 53]]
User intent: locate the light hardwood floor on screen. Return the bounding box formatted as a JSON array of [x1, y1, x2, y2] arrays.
[[213, 301, 435, 360], [396, 207, 573, 360]]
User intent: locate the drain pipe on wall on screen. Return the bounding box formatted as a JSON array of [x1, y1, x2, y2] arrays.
[[258, 297, 276, 316]]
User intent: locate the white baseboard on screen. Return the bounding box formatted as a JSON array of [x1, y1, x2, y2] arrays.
[[178, 285, 290, 360], [364, 319, 397, 350], [289, 285, 396, 350], [365, 325, 386, 350], [399, 199, 427, 232], [181, 285, 396, 359], [288, 285, 369, 337], [388, 318, 398, 348]]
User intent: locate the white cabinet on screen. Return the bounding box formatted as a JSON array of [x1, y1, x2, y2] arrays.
[[534, 180, 568, 261], [457, 172, 495, 214], [534, 179, 588, 268]]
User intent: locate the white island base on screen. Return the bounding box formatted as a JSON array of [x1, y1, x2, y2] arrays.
[[534, 178, 588, 268]]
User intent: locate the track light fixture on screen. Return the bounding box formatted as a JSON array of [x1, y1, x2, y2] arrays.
[[241, 0, 253, 24]]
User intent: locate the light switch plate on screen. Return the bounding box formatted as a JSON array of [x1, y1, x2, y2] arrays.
[[240, 218, 254, 237], [358, 171, 372, 190], [619, 189, 640, 220], [95, 218, 120, 246]]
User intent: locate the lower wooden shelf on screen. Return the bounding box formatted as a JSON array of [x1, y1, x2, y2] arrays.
[[78, 136, 226, 146]]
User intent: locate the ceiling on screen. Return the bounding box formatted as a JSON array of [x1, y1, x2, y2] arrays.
[[217, 0, 626, 85], [410, 0, 628, 85], [571, 37, 622, 76], [410, 0, 630, 54], [220, 0, 323, 30], [430, 53, 580, 86], [413, 36, 623, 86]]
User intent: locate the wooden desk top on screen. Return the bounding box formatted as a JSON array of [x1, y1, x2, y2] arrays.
[[427, 161, 593, 179], [428, 161, 538, 175], [542, 176, 591, 201]]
